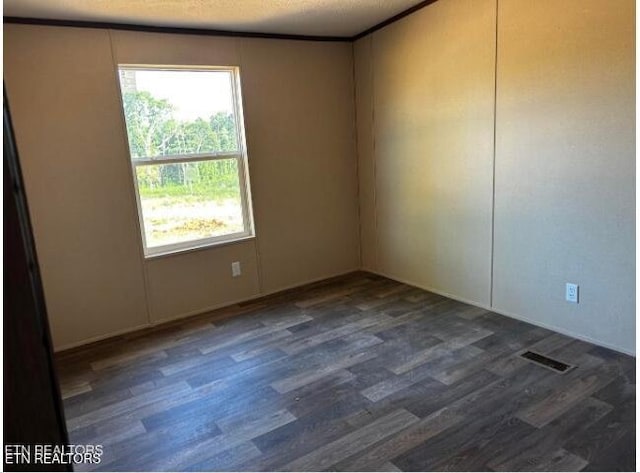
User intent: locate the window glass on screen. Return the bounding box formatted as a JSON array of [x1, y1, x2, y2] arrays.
[[135, 160, 243, 248], [119, 69, 239, 159], [118, 67, 253, 256]]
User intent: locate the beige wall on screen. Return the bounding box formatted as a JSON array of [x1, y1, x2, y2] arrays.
[[238, 38, 360, 294], [355, 0, 497, 306], [4, 26, 151, 348], [5, 25, 359, 350], [492, 0, 635, 354], [354, 0, 635, 354], [6, 0, 635, 355]]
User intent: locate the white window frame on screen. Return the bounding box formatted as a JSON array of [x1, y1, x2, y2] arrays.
[[117, 65, 255, 258]]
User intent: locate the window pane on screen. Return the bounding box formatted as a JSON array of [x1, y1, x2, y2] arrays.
[[136, 159, 245, 249], [119, 69, 239, 159]]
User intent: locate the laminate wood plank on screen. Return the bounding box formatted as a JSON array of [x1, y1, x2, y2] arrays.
[[355, 286, 414, 311], [271, 350, 378, 394], [530, 448, 589, 472], [258, 306, 311, 326], [173, 318, 218, 337], [200, 301, 271, 324], [127, 376, 188, 397], [563, 376, 635, 467], [426, 417, 536, 472], [182, 349, 287, 387], [375, 284, 413, 299], [96, 378, 230, 437], [580, 430, 635, 472], [84, 399, 231, 470], [431, 327, 552, 386], [56, 274, 634, 471], [470, 311, 538, 336], [456, 305, 490, 320], [485, 352, 528, 377], [420, 360, 597, 470], [359, 373, 422, 403], [90, 347, 169, 371], [361, 308, 446, 336], [295, 288, 360, 309], [547, 338, 595, 360], [365, 339, 450, 379], [404, 369, 499, 419], [198, 316, 310, 355], [251, 420, 354, 471], [139, 398, 225, 439], [158, 349, 238, 377], [82, 364, 166, 396], [361, 344, 482, 403], [258, 312, 316, 331], [378, 299, 421, 318], [141, 383, 280, 433], [61, 380, 93, 399], [424, 315, 486, 340], [390, 328, 492, 375], [184, 333, 357, 391], [350, 381, 448, 434], [280, 409, 419, 471], [527, 332, 578, 355], [284, 305, 367, 333], [282, 369, 356, 406], [379, 461, 401, 472], [230, 329, 293, 361], [281, 313, 391, 355], [337, 404, 466, 471], [78, 418, 147, 447], [177, 315, 264, 343], [372, 320, 438, 344], [488, 397, 613, 471], [517, 371, 616, 428], [345, 279, 405, 307], [392, 363, 563, 471], [247, 391, 369, 470], [66, 380, 192, 431], [286, 379, 373, 421], [309, 331, 385, 362], [217, 408, 297, 437], [64, 384, 136, 420], [292, 274, 375, 300], [486, 332, 579, 377], [516, 357, 616, 428], [184, 441, 262, 471], [589, 345, 636, 379], [137, 408, 295, 471]]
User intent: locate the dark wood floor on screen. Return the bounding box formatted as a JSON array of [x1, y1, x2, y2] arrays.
[[56, 272, 635, 472]]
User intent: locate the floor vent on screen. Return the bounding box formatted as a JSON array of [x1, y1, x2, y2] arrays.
[[519, 350, 574, 373]]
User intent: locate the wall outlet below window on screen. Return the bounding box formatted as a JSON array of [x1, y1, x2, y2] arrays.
[[231, 261, 241, 277], [566, 283, 579, 303]]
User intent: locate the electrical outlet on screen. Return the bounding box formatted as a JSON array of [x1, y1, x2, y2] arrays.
[[231, 261, 241, 277], [566, 283, 579, 303]]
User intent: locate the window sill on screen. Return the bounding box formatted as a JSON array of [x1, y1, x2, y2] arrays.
[[143, 235, 256, 260]]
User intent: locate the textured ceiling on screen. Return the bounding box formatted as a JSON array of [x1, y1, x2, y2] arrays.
[[3, 0, 425, 37]]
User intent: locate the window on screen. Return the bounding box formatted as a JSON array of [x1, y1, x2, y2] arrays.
[[117, 66, 254, 257]]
